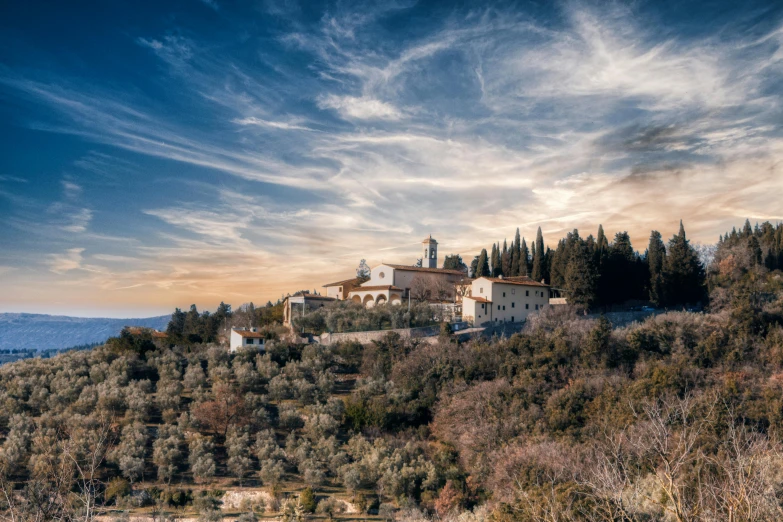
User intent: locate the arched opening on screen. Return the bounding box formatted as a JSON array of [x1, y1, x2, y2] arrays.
[[363, 294, 375, 308], [376, 294, 387, 306], [351, 295, 361, 304], [390, 294, 402, 305]]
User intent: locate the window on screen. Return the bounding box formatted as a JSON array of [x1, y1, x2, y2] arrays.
[[379, 272, 385, 279], [497, 305, 501, 310], [502, 305, 506, 310], [526, 303, 529, 309], [512, 289, 515, 294], [480, 287, 483, 294], [526, 290, 529, 296], [512, 302, 515, 308], [481, 303, 485, 310], [431, 250, 435, 259], [246, 338, 254, 345], [503, 292, 506, 297], [511, 316, 514, 322], [424, 249, 428, 258], [535, 304, 539, 310]]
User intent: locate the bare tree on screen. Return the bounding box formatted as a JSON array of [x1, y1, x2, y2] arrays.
[[0, 414, 113, 522]]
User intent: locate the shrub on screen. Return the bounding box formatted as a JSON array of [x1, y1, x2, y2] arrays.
[[299, 486, 317, 513], [105, 477, 131, 504]]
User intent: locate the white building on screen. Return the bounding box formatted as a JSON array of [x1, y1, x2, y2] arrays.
[[347, 236, 465, 308], [283, 293, 337, 327], [229, 327, 266, 353], [462, 276, 551, 325], [322, 277, 361, 300]]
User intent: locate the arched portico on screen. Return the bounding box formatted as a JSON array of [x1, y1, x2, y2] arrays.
[[363, 294, 375, 308], [376, 295, 387, 306], [351, 295, 362, 304], [390, 294, 402, 305]]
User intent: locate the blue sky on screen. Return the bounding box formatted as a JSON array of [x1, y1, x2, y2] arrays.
[[1, 0, 782, 317]]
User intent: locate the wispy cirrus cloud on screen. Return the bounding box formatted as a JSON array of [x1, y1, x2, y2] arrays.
[[1, 1, 782, 315]]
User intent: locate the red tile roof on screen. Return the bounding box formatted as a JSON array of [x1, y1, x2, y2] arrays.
[[385, 264, 465, 275], [233, 330, 266, 339], [352, 285, 402, 291], [465, 296, 492, 303], [322, 277, 361, 287], [287, 294, 337, 301], [479, 276, 549, 287]]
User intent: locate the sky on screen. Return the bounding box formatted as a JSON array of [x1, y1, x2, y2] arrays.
[[1, 0, 782, 318]]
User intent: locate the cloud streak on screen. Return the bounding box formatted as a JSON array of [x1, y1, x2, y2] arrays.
[[1, 1, 782, 315]]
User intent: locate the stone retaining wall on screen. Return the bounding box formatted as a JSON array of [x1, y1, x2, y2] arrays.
[[318, 325, 440, 345]]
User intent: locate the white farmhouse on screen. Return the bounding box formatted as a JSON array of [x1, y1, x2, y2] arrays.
[[462, 276, 551, 325], [229, 327, 266, 353]]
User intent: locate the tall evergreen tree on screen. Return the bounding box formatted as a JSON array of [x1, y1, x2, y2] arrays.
[[491, 243, 502, 277], [663, 221, 706, 306], [475, 249, 490, 278], [501, 239, 511, 275], [564, 233, 598, 309], [742, 219, 753, 237], [510, 228, 521, 276], [520, 237, 530, 277], [549, 240, 567, 288], [596, 225, 609, 260], [532, 227, 545, 282], [647, 230, 666, 306]]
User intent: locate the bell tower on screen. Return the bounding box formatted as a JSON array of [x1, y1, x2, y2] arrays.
[[422, 235, 438, 268]]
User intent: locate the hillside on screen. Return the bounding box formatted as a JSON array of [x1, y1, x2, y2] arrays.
[[0, 313, 170, 351], [0, 221, 782, 521]]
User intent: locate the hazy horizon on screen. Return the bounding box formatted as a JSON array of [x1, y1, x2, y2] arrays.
[[2, 0, 782, 317]]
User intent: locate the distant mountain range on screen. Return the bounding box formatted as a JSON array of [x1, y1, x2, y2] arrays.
[[0, 313, 170, 352]]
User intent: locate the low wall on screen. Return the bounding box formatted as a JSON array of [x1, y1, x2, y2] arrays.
[[318, 325, 440, 346]]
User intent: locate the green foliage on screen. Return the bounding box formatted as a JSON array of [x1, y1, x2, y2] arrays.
[[105, 477, 131, 503], [299, 487, 317, 513], [293, 300, 439, 335]]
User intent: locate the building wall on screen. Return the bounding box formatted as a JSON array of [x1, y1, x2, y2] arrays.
[[229, 330, 266, 353], [363, 264, 396, 287], [325, 286, 342, 299], [464, 278, 550, 325]]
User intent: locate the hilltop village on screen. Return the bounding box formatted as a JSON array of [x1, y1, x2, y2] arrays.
[[278, 235, 559, 332]]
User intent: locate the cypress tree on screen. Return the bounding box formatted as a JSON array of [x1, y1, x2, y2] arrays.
[[549, 240, 567, 288], [663, 221, 706, 306], [596, 225, 609, 259], [564, 235, 598, 310], [501, 239, 511, 275], [520, 237, 530, 277], [647, 231, 666, 306], [491, 243, 502, 277], [749, 236, 762, 265], [743, 219, 753, 237], [476, 249, 490, 278], [510, 228, 521, 276], [532, 226, 545, 282]]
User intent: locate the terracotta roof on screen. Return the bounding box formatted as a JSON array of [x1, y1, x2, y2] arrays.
[[479, 276, 549, 287], [287, 294, 336, 301], [233, 330, 266, 339], [323, 277, 361, 287], [385, 264, 464, 275], [422, 235, 436, 243], [151, 331, 168, 339], [352, 285, 403, 291], [465, 296, 492, 303]]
